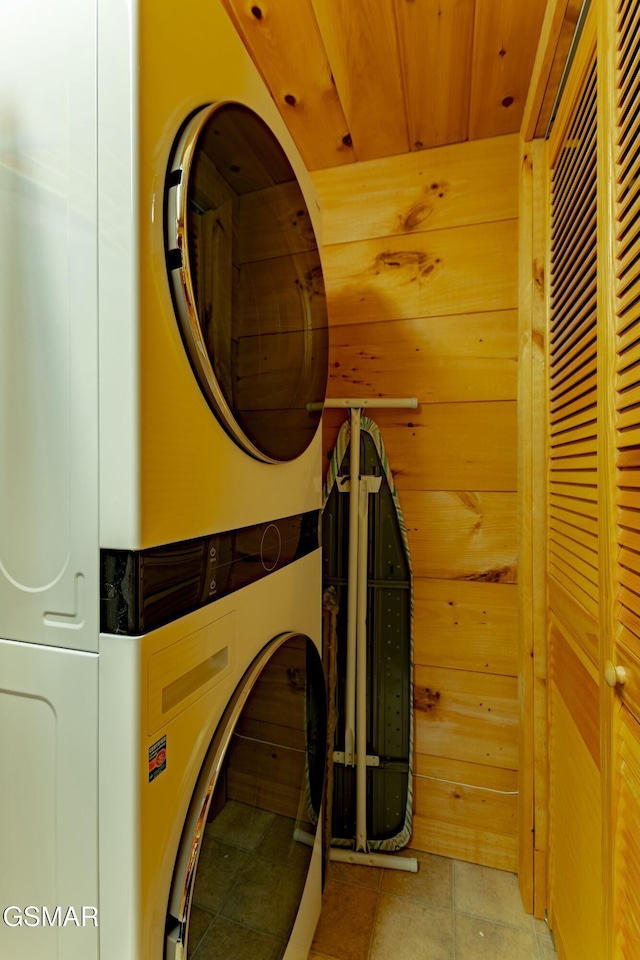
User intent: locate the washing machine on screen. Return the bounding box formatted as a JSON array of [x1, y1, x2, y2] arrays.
[[0, 0, 328, 652], [100, 546, 325, 960]]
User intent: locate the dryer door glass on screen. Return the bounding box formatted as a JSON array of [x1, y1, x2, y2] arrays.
[[166, 633, 326, 959], [166, 103, 329, 463]]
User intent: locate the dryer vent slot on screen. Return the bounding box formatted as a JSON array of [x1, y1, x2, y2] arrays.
[[147, 611, 236, 734], [162, 647, 229, 714]]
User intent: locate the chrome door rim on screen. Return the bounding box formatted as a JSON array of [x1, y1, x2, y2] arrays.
[[165, 632, 313, 957], [165, 102, 279, 464]]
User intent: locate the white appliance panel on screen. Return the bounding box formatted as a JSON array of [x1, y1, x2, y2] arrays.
[[0, 0, 99, 650], [0, 639, 99, 958]]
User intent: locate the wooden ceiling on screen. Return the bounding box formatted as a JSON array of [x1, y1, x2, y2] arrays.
[[220, 0, 549, 171]]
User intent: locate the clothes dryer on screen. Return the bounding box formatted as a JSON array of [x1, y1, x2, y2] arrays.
[[99, 0, 329, 554]]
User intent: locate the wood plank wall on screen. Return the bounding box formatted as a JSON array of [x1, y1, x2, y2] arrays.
[[312, 133, 520, 870]]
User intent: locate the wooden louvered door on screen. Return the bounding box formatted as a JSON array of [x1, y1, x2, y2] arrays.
[[546, 8, 605, 959], [610, 0, 640, 956]]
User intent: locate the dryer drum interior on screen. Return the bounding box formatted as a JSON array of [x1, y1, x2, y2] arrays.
[[166, 633, 327, 959], [165, 102, 329, 463]]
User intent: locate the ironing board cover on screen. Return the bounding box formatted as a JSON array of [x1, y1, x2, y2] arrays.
[[323, 416, 414, 851]]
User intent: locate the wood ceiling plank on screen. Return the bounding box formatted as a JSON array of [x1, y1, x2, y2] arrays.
[[469, 0, 548, 140], [312, 133, 519, 246], [219, 0, 354, 170], [310, 0, 410, 160], [394, 0, 475, 149]]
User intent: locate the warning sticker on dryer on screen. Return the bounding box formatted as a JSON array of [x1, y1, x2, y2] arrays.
[[149, 736, 167, 782]]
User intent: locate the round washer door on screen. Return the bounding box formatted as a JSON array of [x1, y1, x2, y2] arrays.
[[165, 103, 329, 463], [166, 633, 326, 959]]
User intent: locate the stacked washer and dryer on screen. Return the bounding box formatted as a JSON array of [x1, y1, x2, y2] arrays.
[[0, 2, 328, 959]]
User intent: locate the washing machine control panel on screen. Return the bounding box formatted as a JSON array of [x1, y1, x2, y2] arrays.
[[100, 511, 318, 635]]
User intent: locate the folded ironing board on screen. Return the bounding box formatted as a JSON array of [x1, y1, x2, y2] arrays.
[[323, 415, 413, 852]]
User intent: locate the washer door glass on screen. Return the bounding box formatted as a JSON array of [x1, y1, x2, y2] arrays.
[[166, 103, 329, 463], [166, 634, 326, 959]]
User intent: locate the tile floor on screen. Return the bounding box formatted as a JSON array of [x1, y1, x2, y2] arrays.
[[310, 850, 558, 960]]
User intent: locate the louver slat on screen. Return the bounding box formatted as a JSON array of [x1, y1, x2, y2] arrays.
[[552, 297, 597, 346], [550, 515, 598, 550], [548, 58, 598, 623], [618, 1, 640, 71], [553, 340, 598, 393], [552, 71, 597, 210], [551, 364, 598, 406]]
